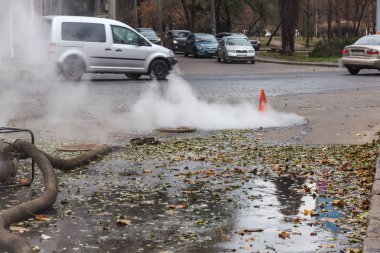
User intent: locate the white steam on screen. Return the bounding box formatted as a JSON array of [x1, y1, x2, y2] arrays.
[[130, 75, 306, 131]]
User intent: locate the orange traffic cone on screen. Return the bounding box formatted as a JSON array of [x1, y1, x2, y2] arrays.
[[258, 89, 268, 112]]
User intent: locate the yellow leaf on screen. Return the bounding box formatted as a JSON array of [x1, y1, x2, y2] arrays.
[[303, 209, 318, 216], [35, 215, 52, 222], [116, 219, 132, 226], [10, 226, 29, 233], [279, 231, 290, 239], [332, 199, 344, 207]]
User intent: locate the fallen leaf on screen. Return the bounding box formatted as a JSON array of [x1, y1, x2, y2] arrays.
[[116, 219, 132, 226], [303, 209, 318, 216], [245, 237, 255, 242], [319, 244, 336, 249], [40, 234, 52, 240], [279, 231, 290, 239], [35, 215, 52, 222], [332, 199, 344, 207], [10, 226, 29, 233]]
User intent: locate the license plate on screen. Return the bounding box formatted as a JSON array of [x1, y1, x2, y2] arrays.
[[237, 54, 247, 57], [351, 52, 364, 56], [207, 50, 215, 54]]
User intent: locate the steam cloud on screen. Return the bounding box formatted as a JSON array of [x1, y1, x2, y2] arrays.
[[129, 75, 306, 131]]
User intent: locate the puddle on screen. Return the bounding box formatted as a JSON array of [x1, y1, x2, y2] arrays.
[[0, 157, 360, 253]]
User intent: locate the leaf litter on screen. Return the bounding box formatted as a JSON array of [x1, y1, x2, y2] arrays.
[[0, 130, 379, 252]]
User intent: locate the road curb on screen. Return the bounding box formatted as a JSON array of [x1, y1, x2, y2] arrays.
[[363, 154, 380, 253], [256, 56, 340, 68]]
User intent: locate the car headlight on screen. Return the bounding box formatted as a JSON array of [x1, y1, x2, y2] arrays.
[[173, 40, 178, 44], [227, 50, 235, 53], [248, 50, 255, 53], [157, 38, 161, 42], [169, 51, 175, 57], [196, 45, 203, 50]]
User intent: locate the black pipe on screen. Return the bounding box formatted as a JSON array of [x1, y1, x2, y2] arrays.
[[0, 140, 112, 253], [0, 140, 58, 253]]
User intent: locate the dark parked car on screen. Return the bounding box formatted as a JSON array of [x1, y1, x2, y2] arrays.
[[184, 33, 218, 58], [137, 28, 161, 45], [163, 30, 191, 53], [215, 32, 261, 51]]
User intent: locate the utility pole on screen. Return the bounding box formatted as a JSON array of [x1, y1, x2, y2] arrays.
[[109, 0, 116, 19]]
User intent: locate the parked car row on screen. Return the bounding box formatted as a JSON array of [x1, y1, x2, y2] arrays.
[[161, 30, 257, 64]]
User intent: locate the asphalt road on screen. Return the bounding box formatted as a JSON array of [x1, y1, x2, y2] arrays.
[[2, 55, 380, 145]]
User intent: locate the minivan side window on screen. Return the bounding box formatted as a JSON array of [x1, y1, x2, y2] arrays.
[[112, 25, 141, 46], [61, 22, 106, 42]]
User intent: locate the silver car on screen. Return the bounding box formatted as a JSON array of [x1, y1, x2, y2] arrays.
[[217, 36, 255, 64], [341, 35, 380, 75], [43, 16, 176, 81]]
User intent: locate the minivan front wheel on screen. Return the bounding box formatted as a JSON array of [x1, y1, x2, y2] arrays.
[[150, 59, 169, 80], [61, 55, 85, 81]]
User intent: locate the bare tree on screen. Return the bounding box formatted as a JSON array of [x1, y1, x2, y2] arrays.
[[279, 0, 300, 55]]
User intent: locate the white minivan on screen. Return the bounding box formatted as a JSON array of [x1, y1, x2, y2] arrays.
[[42, 16, 176, 81]]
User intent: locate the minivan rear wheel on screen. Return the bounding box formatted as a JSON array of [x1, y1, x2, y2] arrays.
[[150, 59, 169, 80], [125, 73, 141, 80], [61, 55, 85, 81]]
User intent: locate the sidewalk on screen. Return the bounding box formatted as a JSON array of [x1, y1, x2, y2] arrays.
[[256, 55, 340, 68]]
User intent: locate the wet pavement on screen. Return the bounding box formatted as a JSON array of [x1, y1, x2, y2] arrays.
[[1, 129, 377, 253]]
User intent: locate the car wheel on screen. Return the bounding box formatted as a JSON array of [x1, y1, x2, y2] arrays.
[[194, 50, 198, 58], [125, 73, 141, 80], [184, 49, 189, 57], [150, 59, 169, 80], [61, 55, 85, 81], [347, 66, 360, 75], [251, 60, 256, 64], [217, 55, 221, 62]]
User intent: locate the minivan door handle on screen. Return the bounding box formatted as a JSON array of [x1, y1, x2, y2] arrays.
[[115, 49, 122, 52], [105, 48, 112, 51]]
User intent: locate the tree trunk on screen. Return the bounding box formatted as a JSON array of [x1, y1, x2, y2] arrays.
[[223, 0, 231, 32], [266, 23, 281, 46], [355, 0, 369, 36], [327, 0, 332, 41], [248, 16, 261, 35], [305, 0, 310, 47], [190, 0, 195, 31], [279, 0, 300, 55], [179, 0, 191, 30]]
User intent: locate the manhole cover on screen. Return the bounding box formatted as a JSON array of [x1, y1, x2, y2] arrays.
[[156, 127, 197, 133]]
